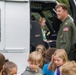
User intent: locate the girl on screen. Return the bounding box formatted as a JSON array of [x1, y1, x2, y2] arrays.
[[48, 49, 68, 75], [38, 17, 47, 41], [36, 44, 46, 68], [2, 60, 17, 75], [36, 44, 46, 56]]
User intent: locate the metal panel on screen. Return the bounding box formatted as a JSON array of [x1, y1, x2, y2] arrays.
[[5, 2, 30, 51], [4, 2, 30, 75], [6, 0, 56, 1], [30, 0, 56, 1], [0, 1, 5, 50], [0, 0, 29, 1]]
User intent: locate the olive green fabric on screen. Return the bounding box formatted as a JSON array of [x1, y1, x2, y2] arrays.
[[56, 16, 76, 60]]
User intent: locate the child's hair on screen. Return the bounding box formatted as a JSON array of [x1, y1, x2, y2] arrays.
[[60, 61, 76, 75], [54, 49, 68, 63], [3, 60, 17, 75], [45, 48, 57, 62], [28, 51, 43, 67], [36, 44, 46, 56], [0, 53, 5, 72], [38, 17, 46, 24], [52, 49, 68, 71]]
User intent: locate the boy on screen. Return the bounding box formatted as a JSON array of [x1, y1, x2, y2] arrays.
[[0, 53, 5, 75], [21, 51, 43, 75]]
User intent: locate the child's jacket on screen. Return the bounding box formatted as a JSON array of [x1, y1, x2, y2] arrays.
[[21, 66, 43, 75]]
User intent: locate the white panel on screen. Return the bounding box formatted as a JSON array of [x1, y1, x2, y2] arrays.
[[5, 0, 29, 1], [30, 0, 56, 1], [0, 1, 4, 50], [5, 2, 30, 51], [3, 51, 29, 75]]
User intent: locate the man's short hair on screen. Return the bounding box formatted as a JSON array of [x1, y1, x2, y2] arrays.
[[55, 3, 68, 12]]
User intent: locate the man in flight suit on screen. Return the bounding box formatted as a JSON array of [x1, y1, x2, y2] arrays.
[[55, 3, 76, 60]]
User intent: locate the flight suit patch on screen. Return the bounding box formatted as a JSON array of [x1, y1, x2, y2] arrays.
[[63, 27, 69, 31], [60, 40, 63, 43], [60, 34, 63, 38]]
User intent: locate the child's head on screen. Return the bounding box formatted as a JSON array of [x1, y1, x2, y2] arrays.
[[28, 51, 43, 72], [53, 49, 68, 67], [60, 61, 76, 75], [45, 48, 57, 62], [36, 44, 46, 56], [38, 17, 46, 27], [3, 60, 17, 75], [0, 53, 5, 73]]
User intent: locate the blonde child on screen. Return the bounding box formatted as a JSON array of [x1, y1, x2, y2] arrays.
[[38, 17, 47, 41], [21, 51, 43, 75], [60, 61, 76, 75], [38, 17, 50, 49], [2, 60, 17, 75], [48, 49, 68, 75]]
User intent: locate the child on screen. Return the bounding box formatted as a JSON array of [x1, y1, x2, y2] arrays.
[[48, 49, 68, 75], [36, 44, 46, 56], [2, 60, 17, 75], [42, 48, 57, 75], [60, 61, 76, 75], [38, 17, 49, 49], [36, 44, 46, 68], [21, 51, 43, 75], [0, 53, 5, 75]]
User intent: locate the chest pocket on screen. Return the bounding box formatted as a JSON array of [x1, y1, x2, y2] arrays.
[[60, 34, 66, 44]]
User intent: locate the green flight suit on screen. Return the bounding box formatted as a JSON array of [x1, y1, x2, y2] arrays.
[[56, 16, 76, 60]]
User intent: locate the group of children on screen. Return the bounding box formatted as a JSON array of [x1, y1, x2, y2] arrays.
[[0, 44, 76, 75], [22, 44, 76, 75]]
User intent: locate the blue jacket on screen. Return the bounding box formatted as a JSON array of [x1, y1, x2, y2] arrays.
[[42, 62, 54, 75]]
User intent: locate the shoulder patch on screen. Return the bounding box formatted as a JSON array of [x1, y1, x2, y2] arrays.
[[63, 27, 69, 31]]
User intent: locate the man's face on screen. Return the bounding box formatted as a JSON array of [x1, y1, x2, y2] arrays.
[[56, 6, 67, 21]]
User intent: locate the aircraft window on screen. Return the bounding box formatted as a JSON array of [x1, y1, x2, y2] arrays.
[[43, 10, 53, 18], [42, 10, 61, 33], [31, 12, 41, 21], [42, 10, 54, 30], [43, 10, 54, 23]]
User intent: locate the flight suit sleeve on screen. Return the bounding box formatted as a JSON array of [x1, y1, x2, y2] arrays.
[[60, 24, 72, 54]]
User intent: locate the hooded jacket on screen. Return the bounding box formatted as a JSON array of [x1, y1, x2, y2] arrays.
[[21, 66, 43, 75]]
